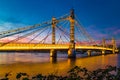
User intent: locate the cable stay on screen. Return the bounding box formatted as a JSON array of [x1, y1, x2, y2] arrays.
[[56, 13, 70, 22], [75, 23, 92, 45], [0, 21, 52, 39], [56, 23, 81, 44], [57, 26, 69, 37], [16, 26, 49, 43], [37, 27, 52, 44], [56, 35, 61, 44], [56, 21, 70, 43], [0, 25, 50, 46], [56, 13, 69, 20], [37, 32, 52, 44], [75, 15, 95, 42], [75, 20, 97, 45], [75, 25, 86, 42], [75, 20, 91, 41], [28, 26, 51, 43], [56, 27, 67, 44], [0, 13, 69, 40], [42, 27, 52, 44]]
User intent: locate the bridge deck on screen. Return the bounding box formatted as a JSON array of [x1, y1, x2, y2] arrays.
[[0, 43, 118, 52]]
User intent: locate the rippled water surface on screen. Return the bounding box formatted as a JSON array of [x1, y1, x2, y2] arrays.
[[0, 52, 119, 79]]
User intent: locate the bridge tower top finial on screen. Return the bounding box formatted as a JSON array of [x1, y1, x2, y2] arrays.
[[70, 9, 75, 19]]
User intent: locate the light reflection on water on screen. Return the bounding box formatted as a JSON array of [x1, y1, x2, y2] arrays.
[[0, 52, 88, 64], [0, 52, 119, 79], [0, 52, 68, 64]]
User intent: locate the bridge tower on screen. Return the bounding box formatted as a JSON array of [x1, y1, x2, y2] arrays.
[[50, 17, 57, 57], [102, 38, 106, 55], [102, 38, 106, 47], [112, 37, 116, 54], [68, 9, 76, 58]]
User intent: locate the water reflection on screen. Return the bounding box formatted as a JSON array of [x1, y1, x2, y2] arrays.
[[116, 54, 120, 66], [50, 57, 57, 63], [101, 55, 105, 67], [0, 52, 119, 78], [67, 58, 76, 67]]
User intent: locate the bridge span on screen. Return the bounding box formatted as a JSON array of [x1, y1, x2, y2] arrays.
[[0, 43, 118, 56], [0, 9, 119, 58], [0, 43, 116, 50]]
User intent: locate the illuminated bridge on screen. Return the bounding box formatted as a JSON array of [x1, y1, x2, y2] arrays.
[[0, 9, 118, 58]]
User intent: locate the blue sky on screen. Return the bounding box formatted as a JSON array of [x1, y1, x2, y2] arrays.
[[0, 0, 120, 44]]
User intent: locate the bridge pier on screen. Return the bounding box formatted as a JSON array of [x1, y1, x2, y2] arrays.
[[50, 49, 57, 58], [112, 50, 115, 54], [68, 49, 76, 58], [102, 50, 105, 55], [87, 50, 91, 56]]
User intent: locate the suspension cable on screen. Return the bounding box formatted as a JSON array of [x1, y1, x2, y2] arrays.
[[42, 26, 51, 43], [14, 26, 49, 43], [56, 27, 66, 44], [28, 26, 51, 43], [75, 20, 97, 45], [75, 15, 94, 42], [0, 21, 52, 39], [38, 27, 52, 44], [56, 26, 69, 41], [0, 25, 50, 46], [75, 22, 88, 41], [37, 32, 52, 44]]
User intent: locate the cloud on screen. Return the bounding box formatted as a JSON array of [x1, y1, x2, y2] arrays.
[[86, 25, 120, 41], [86, 25, 108, 40], [0, 21, 29, 43], [113, 29, 120, 35], [104, 26, 120, 35], [86, 25, 120, 46], [105, 27, 117, 31], [116, 40, 120, 46], [0, 22, 51, 43], [95, 33, 108, 38]]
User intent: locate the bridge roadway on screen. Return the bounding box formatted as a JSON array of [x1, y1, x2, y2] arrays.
[[0, 43, 118, 52]]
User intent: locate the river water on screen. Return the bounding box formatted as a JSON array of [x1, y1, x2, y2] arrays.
[[0, 52, 119, 79]]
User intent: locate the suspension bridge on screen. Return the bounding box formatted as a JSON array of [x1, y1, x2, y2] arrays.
[[0, 9, 118, 58]]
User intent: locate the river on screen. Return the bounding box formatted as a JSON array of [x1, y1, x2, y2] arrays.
[[0, 52, 119, 79]]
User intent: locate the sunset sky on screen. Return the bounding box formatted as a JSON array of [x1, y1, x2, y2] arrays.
[[0, 0, 120, 44]]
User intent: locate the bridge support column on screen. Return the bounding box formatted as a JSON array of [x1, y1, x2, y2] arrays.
[[112, 38, 116, 54], [102, 50, 105, 55], [113, 50, 115, 54], [87, 50, 91, 56], [102, 38, 106, 47], [68, 9, 76, 58], [50, 17, 57, 58], [68, 48, 76, 58], [50, 49, 57, 57]]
